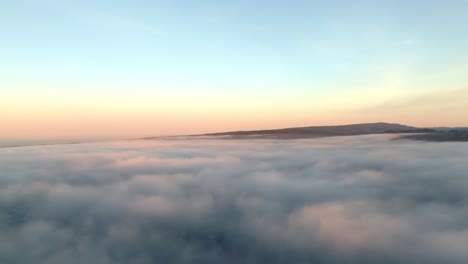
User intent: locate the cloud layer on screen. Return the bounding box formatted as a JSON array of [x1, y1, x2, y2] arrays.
[[1, 135, 468, 263]]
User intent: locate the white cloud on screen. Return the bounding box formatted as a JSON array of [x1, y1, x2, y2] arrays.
[[1, 135, 468, 263]]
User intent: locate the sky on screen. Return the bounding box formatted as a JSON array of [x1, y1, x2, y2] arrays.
[[1, 0, 468, 140]]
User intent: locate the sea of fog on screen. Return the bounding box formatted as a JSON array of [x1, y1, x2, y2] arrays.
[[1, 134, 467, 264]]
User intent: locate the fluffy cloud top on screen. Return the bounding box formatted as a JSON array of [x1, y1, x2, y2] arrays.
[[1, 135, 468, 264]]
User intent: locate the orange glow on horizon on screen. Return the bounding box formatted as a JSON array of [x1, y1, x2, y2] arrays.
[[2, 87, 467, 140]]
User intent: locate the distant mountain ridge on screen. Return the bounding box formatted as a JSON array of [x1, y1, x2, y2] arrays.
[[190, 122, 434, 139]]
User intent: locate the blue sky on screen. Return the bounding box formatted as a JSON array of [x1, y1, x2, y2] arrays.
[[1, 0, 468, 139]]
